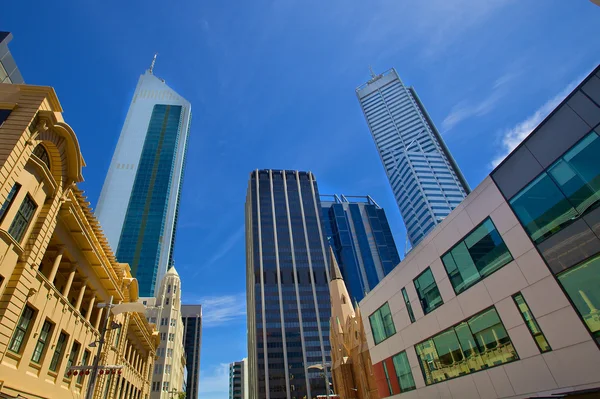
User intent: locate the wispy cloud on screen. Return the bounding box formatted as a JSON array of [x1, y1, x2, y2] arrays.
[[198, 293, 246, 327], [192, 224, 245, 277], [490, 76, 583, 168], [199, 363, 230, 399]]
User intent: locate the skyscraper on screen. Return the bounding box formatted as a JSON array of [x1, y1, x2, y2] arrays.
[[0, 32, 24, 84], [246, 170, 331, 399], [182, 304, 203, 399], [321, 194, 400, 302], [356, 68, 470, 247], [96, 57, 191, 296], [229, 359, 248, 399]]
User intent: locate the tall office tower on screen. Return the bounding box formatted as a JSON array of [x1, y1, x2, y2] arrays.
[[229, 359, 248, 399], [246, 170, 332, 399], [96, 57, 191, 296], [356, 68, 470, 248], [321, 194, 400, 302], [182, 304, 203, 399], [141, 267, 186, 397], [0, 32, 24, 83]]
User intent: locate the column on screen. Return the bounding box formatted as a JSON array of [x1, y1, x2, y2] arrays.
[[125, 342, 132, 364], [62, 263, 77, 298], [85, 293, 96, 321], [94, 307, 104, 330], [48, 244, 65, 283], [75, 279, 87, 312]]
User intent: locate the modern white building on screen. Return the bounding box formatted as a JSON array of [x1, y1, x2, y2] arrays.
[[229, 358, 249, 399], [142, 267, 186, 397], [96, 57, 192, 296], [356, 69, 469, 248]]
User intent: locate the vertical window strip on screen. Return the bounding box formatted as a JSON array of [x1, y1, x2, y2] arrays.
[[512, 293, 551, 353]]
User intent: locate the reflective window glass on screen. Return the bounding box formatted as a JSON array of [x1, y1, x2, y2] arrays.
[[392, 351, 416, 392], [512, 293, 551, 352], [401, 288, 415, 323], [9, 305, 34, 353], [413, 268, 443, 314], [442, 218, 512, 294], [8, 194, 37, 243], [557, 255, 600, 344], [369, 302, 396, 345], [0, 183, 20, 223]]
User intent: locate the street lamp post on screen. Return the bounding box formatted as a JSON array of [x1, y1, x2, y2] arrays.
[[85, 296, 114, 399]]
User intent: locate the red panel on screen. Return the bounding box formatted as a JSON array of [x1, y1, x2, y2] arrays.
[[385, 357, 401, 395], [372, 361, 390, 397]]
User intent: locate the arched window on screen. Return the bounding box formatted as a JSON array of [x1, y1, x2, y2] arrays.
[[33, 145, 50, 170], [342, 295, 346, 304]]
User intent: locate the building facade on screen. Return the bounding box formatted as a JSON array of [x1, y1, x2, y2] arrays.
[[182, 304, 203, 399], [0, 32, 24, 84], [246, 170, 332, 399], [329, 248, 380, 399], [0, 82, 158, 398], [321, 195, 400, 302], [356, 69, 469, 248], [229, 359, 248, 399], [141, 267, 186, 397], [359, 66, 600, 398], [96, 61, 192, 297]]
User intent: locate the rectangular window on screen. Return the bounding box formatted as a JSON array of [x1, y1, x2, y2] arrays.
[[0, 109, 11, 127], [165, 297, 169, 305], [512, 293, 551, 352], [31, 320, 53, 363], [65, 341, 81, 377], [510, 131, 600, 244], [392, 351, 416, 392], [49, 332, 68, 372], [8, 194, 37, 242], [0, 183, 20, 223], [9, 305, 35, 353], [167, 285, 171, 293], [415, 307, 518, 385], [382, 361, 393, 395], [557, 255, 600, 344], [77, 350, 90, 384], [369, 302, 396, 345], [442, 218, 513, 294], [413, 268, 443, 314], [401, 288, 415, 323]]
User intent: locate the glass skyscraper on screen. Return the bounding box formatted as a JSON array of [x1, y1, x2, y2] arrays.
[[96, 62, 191, 296], [182, 304, 203, 399], [356, 68, 470, 247], [321, 195, 400, 302], [246, 170, 331, 399]]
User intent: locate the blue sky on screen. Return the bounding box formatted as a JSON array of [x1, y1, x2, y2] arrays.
[[2, 1, 600, 398]]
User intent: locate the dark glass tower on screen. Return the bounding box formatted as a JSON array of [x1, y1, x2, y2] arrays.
[[246, 170, 331, 399], [321, 195, 400, 302], [182, 305, 202, 399]]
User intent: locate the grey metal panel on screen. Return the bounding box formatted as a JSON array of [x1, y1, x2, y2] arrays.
[[582, 76, 600, 108], [491, 145, 544, 200], [568, 91, 600, 128], [525, 105, 592, 169], [583, 205, 600, 239], [537, 218, 600, 274]]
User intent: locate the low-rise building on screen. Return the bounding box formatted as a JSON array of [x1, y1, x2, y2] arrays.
[[359, 65, 600, 398], [0, 82, 158, 398]]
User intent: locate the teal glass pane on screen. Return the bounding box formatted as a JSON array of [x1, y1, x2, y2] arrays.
[[392, 351, 415, 392], [558, 256, 600, 344], [414, 268, 443, 314], [510, 173, 577, 244], [468, 308, 516, 368], [433, 329, 463, 366], [370, 303, 394, 344], [548, 132, 600, 216], [381, 302, 396, 338], [443, 243, 479, 294], [401, 287, 415, 323], [513, 293, 551, 353]]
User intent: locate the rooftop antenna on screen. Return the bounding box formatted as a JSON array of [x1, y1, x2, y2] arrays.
[[149, 53, 158, 74], [369, 65, 377, 78]]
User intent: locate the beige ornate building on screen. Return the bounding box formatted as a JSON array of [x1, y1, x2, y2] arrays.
[[329, 248, 379, 399], [0, 82, 159, 398]]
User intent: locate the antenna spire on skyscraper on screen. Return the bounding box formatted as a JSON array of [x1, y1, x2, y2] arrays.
[[369, 65, 377, 78], [149, 53, 158, 74]]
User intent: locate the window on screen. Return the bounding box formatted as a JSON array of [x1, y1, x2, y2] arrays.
[[9, 305, 35, 353], [557, 255, 600, 344], [0, 109, 11, 127], [161, 318, 166, 326], [170, 318, 176, 326], [167, 285, 171, 293], [167, 348, 173, 358], [442, 218, 513, 294], [163, 381, 169, 391], [0, 183, 20, 223], [510, 131, 600, 244], [369, 302, 396, 345], [413, 268, 443, 314], [31, 320, 53, 363], [392, 351, 416, 392], [8, 195, 37, 242], [382, 361, 393, 395], [77, 350, 90, 384], [512, 293, 551, 352], [415, 307, 518, 385], [49, 332, 68, 372], [401, 288, 415, 323], [165, 297, 169, 306], [65, 341, 81, 377], [33, 144, 51, 170]]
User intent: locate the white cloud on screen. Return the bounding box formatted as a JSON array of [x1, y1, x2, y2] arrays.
[[199, 293, 246, 327], [490, 77, 583, 168], [193, 224, 245, 277], [199, 363, 230, 399]]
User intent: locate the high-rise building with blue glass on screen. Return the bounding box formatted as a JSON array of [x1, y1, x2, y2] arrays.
[[246, 170, 331, 399], [356, 68, 470, 248], [321, 195, 400, 302], [96, 60, 191, 297]]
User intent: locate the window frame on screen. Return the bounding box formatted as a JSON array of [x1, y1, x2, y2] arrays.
[[7, 194, 38, 243], [31, 319, 54, 363], [368, 302, 396, 345], [0, 183, 21, 224], [392, 350, 416, 393], [8, 305, 35, 354], [413, 267, 444, 315], [401, 288, 415, 323], [512, 293, 552, 353], [49, 331, 68, 372]]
